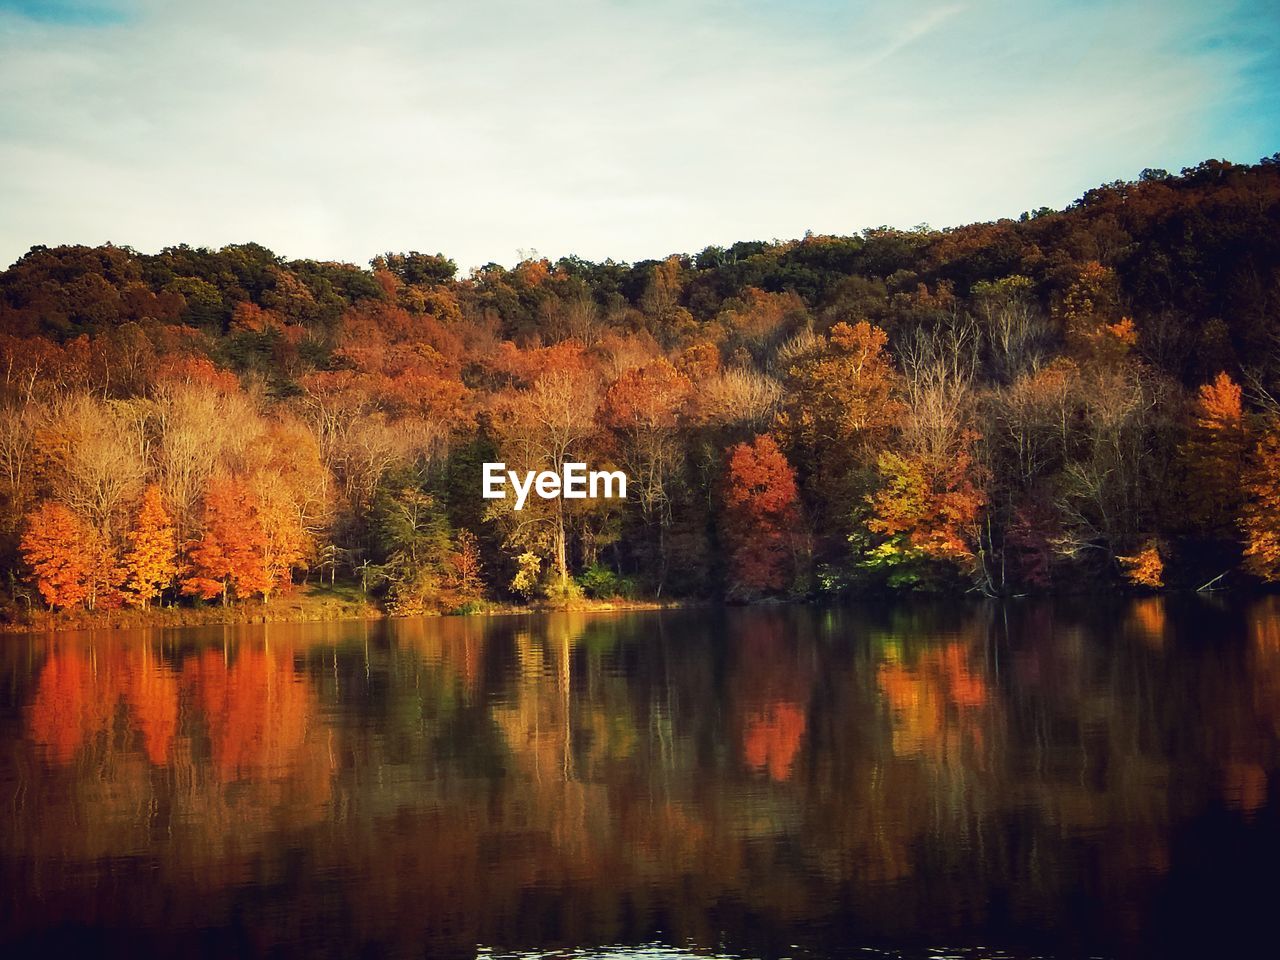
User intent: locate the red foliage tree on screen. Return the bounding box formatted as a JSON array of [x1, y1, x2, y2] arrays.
[[721, 434, 801, 598]]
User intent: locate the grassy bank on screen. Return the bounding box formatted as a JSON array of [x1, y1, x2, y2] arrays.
[[0, 582, 689, 635]]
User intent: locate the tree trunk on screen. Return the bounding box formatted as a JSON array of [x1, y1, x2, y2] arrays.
[[556, 503, 569, 593]]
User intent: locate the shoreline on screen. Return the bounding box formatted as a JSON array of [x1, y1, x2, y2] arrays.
[[3, 583, 1274, 637], [0, 585, 693, 635]]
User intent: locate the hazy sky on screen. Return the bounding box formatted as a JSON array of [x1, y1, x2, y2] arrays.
[[1, 0, 1277, 273]]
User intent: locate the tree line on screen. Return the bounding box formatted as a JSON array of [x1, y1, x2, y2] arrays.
[[2, 156, 1280, 614]]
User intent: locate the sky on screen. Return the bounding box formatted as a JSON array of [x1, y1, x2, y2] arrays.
[[1, 0, 1277, 274]]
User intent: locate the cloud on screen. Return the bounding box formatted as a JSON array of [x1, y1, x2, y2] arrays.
[[0, 0, 1276, 272], [0, 1, 133, 26]]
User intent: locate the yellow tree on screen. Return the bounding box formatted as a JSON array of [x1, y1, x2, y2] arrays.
[[251, 478, 310, 601], [123, 484, 178, 609], [183, 474, 308, 604], [779, 321, 902, 457]]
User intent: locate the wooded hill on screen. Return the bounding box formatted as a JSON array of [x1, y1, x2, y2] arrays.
[[2, 155, 1279, 614]]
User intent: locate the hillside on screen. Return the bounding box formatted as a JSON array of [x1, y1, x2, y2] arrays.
[[2, 155, 1280, 618]]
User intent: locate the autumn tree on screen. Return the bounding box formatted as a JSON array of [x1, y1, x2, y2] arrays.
[[1181, 372, 1248, 540], [639, 255, 689, 337], [0, 403, 39, 541], [692, 366, 781, 432], [182, 475, 262, 604], [38, 392, 147, 541], [152, 376, 251, 543], [373, 470, 452, 613], [444, 529, 485, 606], [123, 485, 178, 609], [720, 434, 801, 598], [1052, 364, 1169, 572], [986, 360, 1078, 493], [777, 320, 902, 552], [599, 358, 692, 589], [488, 362, 601, 597], [860, 319, 989, 589], [972, 275, 1050, 383], [249, 478, 310, 600], [779, 320, 901, 458], [21, 501, 95, 609], [1057, 261, 1138, 366], [863, 435, 986, 589], [1118, 541, 1165, 589], [1241, 420, 1280, 582], [979, 360, 1079, 590]]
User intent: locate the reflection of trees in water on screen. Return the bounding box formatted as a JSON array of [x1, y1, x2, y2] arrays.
[[877, 638, 990, 760], [14, 632, 330, 878], [27, 642, 180, 766], [1239, 597, 1280, 816], [26, 638, 319, 782], [4, 601, 1280, 955], [731, 611, 812, 782], [184, 647, 314, 780]]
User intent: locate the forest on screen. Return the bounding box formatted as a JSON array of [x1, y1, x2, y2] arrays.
[[1, 155, 1279, 619]]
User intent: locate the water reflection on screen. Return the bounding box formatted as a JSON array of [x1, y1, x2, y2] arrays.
[[1, 600, 1279, 958]]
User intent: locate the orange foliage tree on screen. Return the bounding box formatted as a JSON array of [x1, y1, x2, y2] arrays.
[[183, 476, 256, 603], [780, 321, 902, 453], [720, 434, 801, 598], [1182, 372, 1249, 539], [1118, 541, 1165, 589], [21, 501, 98, 609], [445, 529, 484, 604], [1241, 420, 1280, 582], [123, 484, 178, 609], [864, 432, 986, 588]]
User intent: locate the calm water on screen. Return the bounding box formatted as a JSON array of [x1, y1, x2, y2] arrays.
[[2, 599, 1280, 959]]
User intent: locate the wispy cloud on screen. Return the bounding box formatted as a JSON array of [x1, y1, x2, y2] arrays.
[[0, 0, 133, 26], [0, 0, 1276, 272]]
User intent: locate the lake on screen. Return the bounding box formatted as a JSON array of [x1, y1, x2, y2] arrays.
[[2, 599, 1279, 958]]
